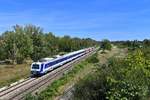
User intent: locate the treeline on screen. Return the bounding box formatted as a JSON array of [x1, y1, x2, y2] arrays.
[[112, 39, 150, 50], [0, 25, 98, 64]]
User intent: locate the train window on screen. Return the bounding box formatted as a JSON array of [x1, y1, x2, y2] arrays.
[[32, 64, 39, 69]]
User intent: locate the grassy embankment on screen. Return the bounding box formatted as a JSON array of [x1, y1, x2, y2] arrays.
[[0, 64, 30, 88], [25, 47, 125, 100]]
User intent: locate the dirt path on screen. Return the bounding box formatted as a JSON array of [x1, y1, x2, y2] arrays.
[[98, 46, 127, 64]]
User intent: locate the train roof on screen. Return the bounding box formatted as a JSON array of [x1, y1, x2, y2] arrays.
[[39, 58, 54, 62], [32, 49, 86, 64], [63, 49, 85, 57]]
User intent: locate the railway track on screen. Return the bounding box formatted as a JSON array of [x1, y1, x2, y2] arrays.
[[0, 78, 36, 97], [0, 50, 96, 100]]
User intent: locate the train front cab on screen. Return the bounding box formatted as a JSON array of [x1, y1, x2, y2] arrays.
[[31, 63, 44, 77]]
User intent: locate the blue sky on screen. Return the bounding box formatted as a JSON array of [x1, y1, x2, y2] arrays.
[[0, 0, 150, 40]]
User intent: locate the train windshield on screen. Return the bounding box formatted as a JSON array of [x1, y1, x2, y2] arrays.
[[32, 64, 40, 69]]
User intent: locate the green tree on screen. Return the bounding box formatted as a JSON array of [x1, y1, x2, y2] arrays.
[[0, 36, 7, 60], [23, 24, 46, 61], [2, 25, 33, 64], [143, 39, 150, 47], [58, 35, 72, 52], [101, 39, 112, 52], [31, 33, 45, 61], [0, 24, 99, 63], [130, 40, 141, 50], [13, 25, 33, 63], [3, 31, 18, 64], [44, 32, 59, 56]]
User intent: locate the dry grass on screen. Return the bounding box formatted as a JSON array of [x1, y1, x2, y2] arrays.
[[0, 64, 30, 88], [98, 47, 127, 64]]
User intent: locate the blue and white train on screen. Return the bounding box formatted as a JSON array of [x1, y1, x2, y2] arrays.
[[31, 47, 94, 76]]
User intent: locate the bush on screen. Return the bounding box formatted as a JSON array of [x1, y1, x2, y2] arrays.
[[101, 39, 112, 51], [73, 50, 150, 100], [86, 53, 99, 63]]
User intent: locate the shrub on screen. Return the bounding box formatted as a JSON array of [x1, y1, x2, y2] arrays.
[[73, 50, 150, 100], [101, 39, 112, 51], [86, 53, 99, 63]]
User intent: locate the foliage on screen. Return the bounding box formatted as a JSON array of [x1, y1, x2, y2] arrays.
[[86, 53, 99, 63], [0, 24, 98, 64], [73, 49, 150, 100], [101, 39, 112, 51], [0, 37, 7, 60], [143, 39, 150, 47], [113, 39, 150, 50], [25, 93, 42, 100], [2, 26, 33, 64]]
